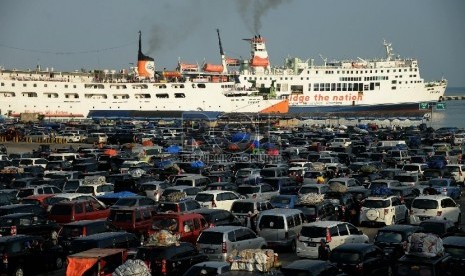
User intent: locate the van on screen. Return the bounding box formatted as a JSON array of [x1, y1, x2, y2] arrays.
[[174, 175, 211, 189], [59, 219, 113, 252], [256, 208, 305, 251], [49, 199, 110, 224], [107, 207, 154, 238], [387, 149, 410, 164], [85, 133, 108, 144], [260, 167, 288, 178]]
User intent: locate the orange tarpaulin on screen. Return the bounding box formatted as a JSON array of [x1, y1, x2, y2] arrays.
[[66, 257, 99, 276]]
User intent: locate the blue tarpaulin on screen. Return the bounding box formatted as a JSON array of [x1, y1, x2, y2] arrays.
[[165, 145, 181, 153], [231, 132, 250, 143], [190, 160, 205, 168]]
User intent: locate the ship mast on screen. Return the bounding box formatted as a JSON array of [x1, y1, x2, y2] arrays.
[[216, 29, 228, 74], [384, 40, 394, 61]]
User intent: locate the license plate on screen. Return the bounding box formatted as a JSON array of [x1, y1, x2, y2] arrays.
[[307, 242, 317, 247], [419, 216, 430, 221], [204, 248, 215, 254]]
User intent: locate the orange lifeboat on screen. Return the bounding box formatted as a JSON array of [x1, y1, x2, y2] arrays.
[[203, 64, 224, 73], [162, 71, 181, 78], [179, 63, 199, 72], [251, 56, 269, 67]]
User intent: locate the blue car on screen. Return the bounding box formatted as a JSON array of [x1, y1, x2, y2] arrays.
[[428, 178, 461, 199], [270, 194, 298, 209]]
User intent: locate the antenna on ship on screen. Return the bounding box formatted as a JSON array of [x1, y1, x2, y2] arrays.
[[319, 54, 327, 66], [216, 29, 228, 74], [383, 39, 394, 61]]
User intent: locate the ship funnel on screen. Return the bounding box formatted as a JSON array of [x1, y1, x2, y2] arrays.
[[248, 35, 270, 73], [137, 31, 155, 78]]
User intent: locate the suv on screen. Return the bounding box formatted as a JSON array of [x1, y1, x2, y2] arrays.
[[194, 209, 242, 228], [330, 243, 390, 275], [107, 207, 154, 238], [48, 199, 110, 224], [136, 242, 208, 276], [0, 213, 59, 239], [395, 253, 452, 276], [194, 190, 241, 210], [0, 235, 66, 275], [359, 196, 408, 226], [294, 200, 339, 223], [230, 199, 274, 226], [373, 225, 421, 262], [69, 231, 140, 255], [236, 183, 278, 200], [296, 221, 368, 259], [197, 226, 267, 261], [59, 219, 113, 252], [0, 203, 46, 217], [409, 195, 461, 225], [16, 184, 62, 199], [151, 213, 208, 244]]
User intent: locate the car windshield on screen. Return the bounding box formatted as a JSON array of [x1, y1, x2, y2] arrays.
[[237, 186, 260, 194], [152, 218, 178, 231], [299, 187, 319, 194], [412, 199, 438, 209], [363, 199, 390, 208], [300, 226, 326, 238], [17, 189, 34, 198], [394, 175, 417, 182], [195, 193, 214, 202], [197, 232, 223, 244], [444, 246, 465, 259], [445, 166, 460, 173], [428, 179, 449, 187], [114, 198, 138, 207], [270, 196, 291, 205], [375, 231, 403, 243], [258, 215, 284, 229], [395, 264, 434, 276], [330, 251, 361, 264], [231, 202, 254, 214]]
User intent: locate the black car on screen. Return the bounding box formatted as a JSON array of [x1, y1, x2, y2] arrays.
[[0, 234, 66, 275], [389, 186, 420, 209], [136, 242, 209, 276], [294, 201, 338, 223], [443, 236, 465, 275], [419, 219, 459, 238], [59, 219, 115, 253], [281, 259, 345, 276], [0, 203, 46, 217], [329, 243, 390, 276], [0, 212, 59, 238], [194, 209, 242, 227], [157, 199, 202, 213], [69, 231, 140, 255], [374, 225, 421, 261], [323, 192, 356, 222], [395, 253, 452, 276], [0, 190, 19, 206]]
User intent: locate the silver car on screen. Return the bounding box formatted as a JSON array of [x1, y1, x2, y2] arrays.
[[197, 226, 267, 261]]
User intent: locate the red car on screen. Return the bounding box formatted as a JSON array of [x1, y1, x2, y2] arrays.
[[20, 194, 56, 209], [48, 199, 110, 224]]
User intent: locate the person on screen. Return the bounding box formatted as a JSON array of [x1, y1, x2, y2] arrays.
[[51, 229, 58, 246], [318, 239, 330, 260], [423, 183, 438, 195]]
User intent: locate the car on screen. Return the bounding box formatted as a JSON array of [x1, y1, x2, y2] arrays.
[[419, 219, 459, 238], [230, 198, 274, 226], [327, 177, 363, 191], [54, 132, 81, 143], [24, 131, 49, 142], [197, 226, 267, 261], [236, 183, 278, 200], [389, 186, 420, 209], [194, 208, 242, 228], [393, 172, 421, 187], [45, 192, 106, 211], [48, 199, 110, 224], [156, 198, 202, 213], [18, 158, 48, 169], [195, 190, 241, 210], [294, 200, 339, 223], [0, 203, 47, 217], [427, 155, 448, 169], [394, 253, 452, 276], [20, 194, 56, 208], [234, 168, 262, 185], [45, 160, 73, 171], [0, 212, 60, 239], [136, 242, 209, 276], [280, 259, 344, 276], [75, 183, 114, 196], [427, 178, 461, 199], [444, 164, 465, 184], [69, 231, 140, 255], [138, 181, 171, 202], [182, 261, 231, 276], [359, 195, 409, 226], [110, 195, 157, 211], [58, 219, 114, 253], [402, 163, 429, 176], [161, 185, 202, 200], [0, 234, 66, 275], [151, 212, 208, 244], [323, 191, 357, 222], [367, 179, 401, 191], [16, 184, 62, 199], [296, 221, 369, 259], [329, 243, 391, 276], [205, 182, 238, 192], [442, 235, 465, 275], [373, 225, 421, 261], [409, 195, 461, 226], [107, 207, 154, 239]]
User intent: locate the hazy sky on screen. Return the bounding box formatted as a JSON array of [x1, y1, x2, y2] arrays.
[[1, 0, 464, 87]]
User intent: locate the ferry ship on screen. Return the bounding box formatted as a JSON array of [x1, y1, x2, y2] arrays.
[[235, 36, 446, 114], [0, 32, 288, 119]]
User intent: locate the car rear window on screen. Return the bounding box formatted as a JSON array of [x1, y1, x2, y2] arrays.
[[60, 226, 84, 239], [412, 199, 438, 209], [375, 231, 403, 243], [294, 205, 317, 216], [330, 251, 361, 264], [17, 189, 34, 198], [258, 215, 284, 229], [157, 203, 178, 213], [419, 222, 445, 235], [299, 186, 319, 194], [197, 231, 224, 244], [231, 202, 254, 214], [195, 193, 214, 202], [270, 196, 291, 205], [108, 210, 133, 222], [395, 264, 434, 276], [363, 199, 390, 208], [428, 179, 448, 187], [50, 204, 72, 215], [237, 186, 260, 194], [300, 226, 326, 238], [114, 198, 138, 207]]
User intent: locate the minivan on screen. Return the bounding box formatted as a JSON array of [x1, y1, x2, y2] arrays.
[[256, 208, 305, 251], [174, 175, 211, 189], [85, 133, 108, 144], [196, 226, 267, 261]]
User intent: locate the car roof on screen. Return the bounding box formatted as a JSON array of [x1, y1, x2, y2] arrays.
[[197, 190, 233, 195], [332, 243, 377, 251], [192, 261, 230, 268], [202, 226, 244, 233], [414, 195, 451, 200], [260, 208, 302, 215], [63, 219, 107, 226], [0, 212, 36, 219], [302, 221, 343, 228], [378, 225, 421, 232], [74, 231, 132, 240], [283, 259, 330, 271]]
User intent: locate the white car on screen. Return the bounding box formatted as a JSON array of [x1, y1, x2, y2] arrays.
[[444, 164, 465, 184], [195, 190, 241, 210], [296, 221, 369, 259], [409, 195, 461, 225], [359, 196, 408, 226], [54, 132, 81, 143]]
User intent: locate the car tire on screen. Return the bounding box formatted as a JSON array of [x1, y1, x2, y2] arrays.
[[290, 240, 297, 252], [55, 257, 64, 269], [13, 266, 24, 276]]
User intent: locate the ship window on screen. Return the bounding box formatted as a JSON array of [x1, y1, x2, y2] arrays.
[[10, 83, 15, 87], [44, 84, 47, 87], [337, 83, 341, 91], [342, 83, 347, 91], [348, 83, 353, 91], [23, 83, 26, 87], [175, 93, 185, 98], [387, 70, 390, 73], [197, 84, 206, 88], [392, 80, 397, 84], [0, 83, 3, 86], [331, 83, 336, 91], [325, 83, 330, 91], [156, 93, 169, 98], [392, 86, 396, 90], [33, 84, 37, 87]]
